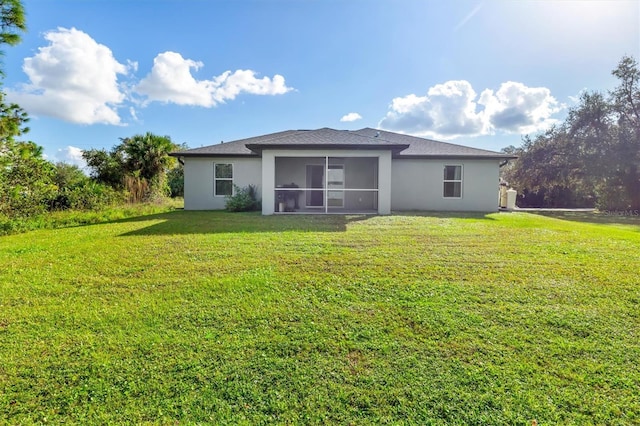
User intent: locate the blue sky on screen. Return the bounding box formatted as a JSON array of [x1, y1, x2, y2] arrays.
[[4, 0, 639, 167]]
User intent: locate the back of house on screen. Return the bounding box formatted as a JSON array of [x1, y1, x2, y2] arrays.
[[170, 127, 516, 214]]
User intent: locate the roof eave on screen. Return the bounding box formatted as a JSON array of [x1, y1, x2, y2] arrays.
[[394, 154, 518, 160], [245, 143, 410, 154], [169, 152, 258, 158]]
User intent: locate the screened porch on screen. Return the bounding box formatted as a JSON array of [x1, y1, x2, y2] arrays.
[[273, 156, 379, 214]]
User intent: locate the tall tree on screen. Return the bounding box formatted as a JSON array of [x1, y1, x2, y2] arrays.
[[611, 56, 640, 129], [120, 132, 178, 197], [0, 140, 55, 218], [503, 125, 595, 208], [82, 147, 126, 189], [0, 0, 25, 48], [609, 56, 640, 209], [120, 132, 176, 181], [0, 95, 29, 178], [0, 0, 28, 152], [52, 162, 88, 189], [83, 132, 179, 201], [504, 56, 640, 210], [565, 92, 612, 202], [0, 0, 53, 218]]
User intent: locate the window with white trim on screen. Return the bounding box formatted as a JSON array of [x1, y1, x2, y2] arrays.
[[443, 165, 462, 198], [214, 163, 233, 196]]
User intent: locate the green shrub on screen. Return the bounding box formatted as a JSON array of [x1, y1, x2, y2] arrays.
[[49, 181, 123, 211], [67, 181, 123, 210], [225, 184, 261, 212], [167, 166, 184, 197], [595, 182, 632, 210]]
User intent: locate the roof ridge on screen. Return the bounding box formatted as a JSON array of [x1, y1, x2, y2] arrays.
[[355, 128, 506, 155], [345, 128, 392, 143]]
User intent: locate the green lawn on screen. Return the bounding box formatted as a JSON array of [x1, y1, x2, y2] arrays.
[[1, 210, 639, 424]]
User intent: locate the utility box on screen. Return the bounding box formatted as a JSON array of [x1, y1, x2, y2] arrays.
[[499, 185, 508, 208], [506, 189, 517, 210]]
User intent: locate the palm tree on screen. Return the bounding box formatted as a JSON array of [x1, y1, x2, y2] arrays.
[[120, 132, 178, 197]]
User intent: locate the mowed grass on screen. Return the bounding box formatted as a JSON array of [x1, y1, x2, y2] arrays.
[[1, 210, 639, 424]]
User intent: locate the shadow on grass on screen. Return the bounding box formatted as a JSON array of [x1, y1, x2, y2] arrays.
[[393, 210, 498, 221], [115, 210, 499, 236], [116, 210, 375, 236], [528, 210, 640, 230]]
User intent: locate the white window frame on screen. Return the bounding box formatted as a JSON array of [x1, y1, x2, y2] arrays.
[[443, 165, 463, 199], [213, 163, 234, 197]]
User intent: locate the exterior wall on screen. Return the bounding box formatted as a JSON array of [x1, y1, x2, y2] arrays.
[[183, 157, 261, 210], [261, 151, 276, 214], [182, 154, 500, 213], [378, 152, 392, 214], [391, 158, 500, 212], [274, 156, 323, 187]]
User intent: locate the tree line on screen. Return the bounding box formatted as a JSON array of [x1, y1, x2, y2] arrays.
[[2, 0, 638, 222], [0, 0, 184, 223], [1, 127, 185, 220], [502, 56, 640, 210]]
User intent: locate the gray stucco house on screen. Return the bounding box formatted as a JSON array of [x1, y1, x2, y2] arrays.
[[170, 127, 515, 215]]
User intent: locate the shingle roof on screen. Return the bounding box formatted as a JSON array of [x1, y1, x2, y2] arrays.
[[352, 128, 514, 158], [170, 130, 298, 156], [245, 128, 409, 153], [170, 127, 515, 159]]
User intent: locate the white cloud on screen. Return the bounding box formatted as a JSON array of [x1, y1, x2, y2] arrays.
[[379, 80, 561, 139], [7, 27, 129, 125], [126, 59, 139, 73], [340, 112, 362, 122], [135, 51, 292, 107], [379, 80, 484, 138], [56, 146, 87, 170], [479, 81, 562, 134], [7, 31, 293, 126], [129, 107, 139, 122]]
